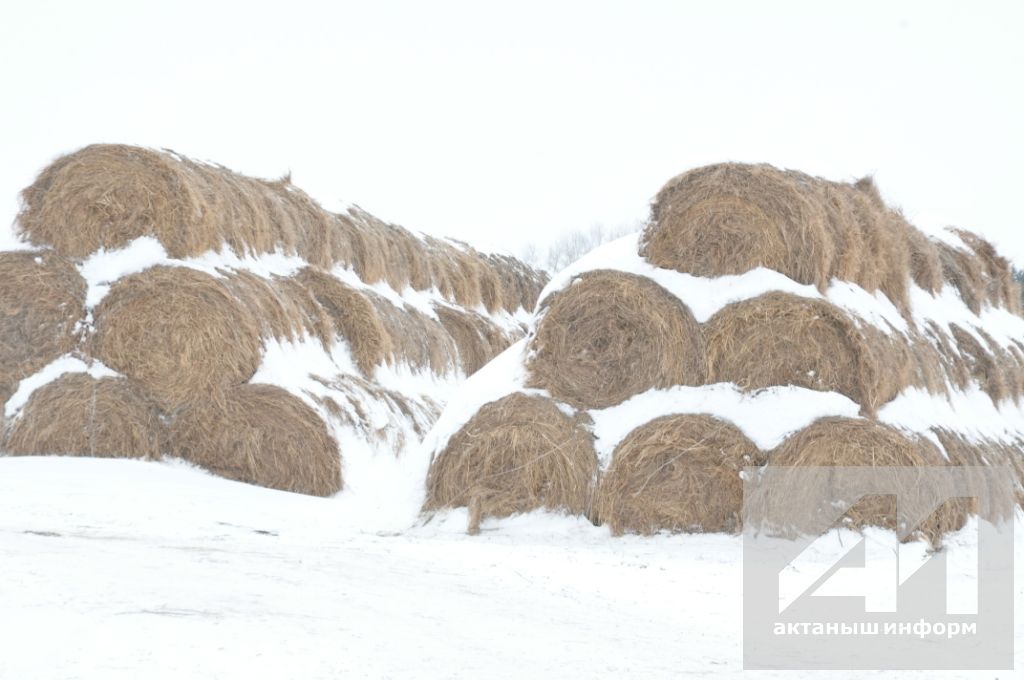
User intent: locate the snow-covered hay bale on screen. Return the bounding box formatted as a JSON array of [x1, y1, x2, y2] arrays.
[[703, 292, 902, 413], [4, 373, 164, 459], [17, 144, 549, 313], [641, 163, 836, 290], [18, 145, 223, 258], [949, 325, 1014, 403], [423, 392, 598, 534], [526, 270, 706, 409], [169, 383, 341, 496], [932, 430, 1020, 516], [766, 417, 968, 542], [0, 251, 85, 389], [937, 241, 986, 314], [904, 224, 944, 294], [595, 414, 762, 535], [91, 266, 261, 412], [435, 305, 513, 376], [292, 267, 391, 375]]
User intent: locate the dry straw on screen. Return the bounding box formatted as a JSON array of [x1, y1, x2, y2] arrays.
[[90, 265, 262, 413], [434, 304, 513, 376], [702, 292, 904, 414], [527, 270, 707, 409], [595, 414, 763, 535], [169, 383, 341, 496], [931, 429, 1020, 517], [764, 417, 969, 544], [4, 373, 164, 459], [637, 164, 1015, 314], [0, 251, 86, 391], [640, 163, 836, 290], [424, 392, 598, 534], [17, 144, 548, 313]]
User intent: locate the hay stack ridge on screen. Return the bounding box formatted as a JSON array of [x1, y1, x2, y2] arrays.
[[18, 144, 548, 313]]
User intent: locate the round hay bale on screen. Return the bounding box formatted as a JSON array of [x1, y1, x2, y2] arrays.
[[0, 250, 86, 388], [766, 418, 968, 542], [90, 266, 261, 413], [221, 270, 312, 344], [4, 373, 164, 459], [595, 414, 763, 535], [17, 144, 215, 258], [435, 305, 512, 376], [640, 163, 835, 290], [703, 292, 898, 414], [169, 384, 341, 496], [526, 270, 706, 409], [423, 392, 598, 534]]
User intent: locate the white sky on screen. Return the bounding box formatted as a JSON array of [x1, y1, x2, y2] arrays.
[[1, 0, 1022, 263]]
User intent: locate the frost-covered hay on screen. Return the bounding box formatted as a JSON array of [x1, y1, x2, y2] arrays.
[[434, 305, 513, 376], [424, 392, 598, 534], [764, 418, 968, 542], [169, 384, 341, 496], [641, 163, 835, 290], [91, 266, 261, 413], [703, 292, 900, 413], [595, 414, 763, 535], [0, 251, 86, 388], [527, 270, 706, 409], [4, 373, 164, 459]]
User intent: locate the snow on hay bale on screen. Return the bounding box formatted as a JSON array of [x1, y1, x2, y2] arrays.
[[0, 251, 86, 390], [702, 292, 906, 414], [17, 144, 548, 313], [639, 164, 956, 311], [91, 266, 261, 413], [640, 163, 836, 291], [423, 392, 598, 534], [169, 383, 341, 496], [4, 373, 164, 459], [526, 270, 706, 409], [764, 417, 969, 542], [434, 304, 514, 376], [594, 414, 763, 535]]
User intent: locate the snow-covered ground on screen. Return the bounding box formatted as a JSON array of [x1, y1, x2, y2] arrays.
[[0, 456, 1020, 679]]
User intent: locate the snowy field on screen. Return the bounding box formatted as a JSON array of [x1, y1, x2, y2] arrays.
[[0, 457, 1020, 679]]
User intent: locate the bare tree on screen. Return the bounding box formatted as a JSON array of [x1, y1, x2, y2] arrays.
[[522, 221, 642, 273]]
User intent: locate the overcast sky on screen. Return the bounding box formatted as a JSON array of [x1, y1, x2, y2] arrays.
[[2, 1, 1021, 264]]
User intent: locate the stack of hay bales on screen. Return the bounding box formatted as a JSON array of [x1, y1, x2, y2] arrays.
[[423, 162, 1024, 542], [1, 144, 546, 501]]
